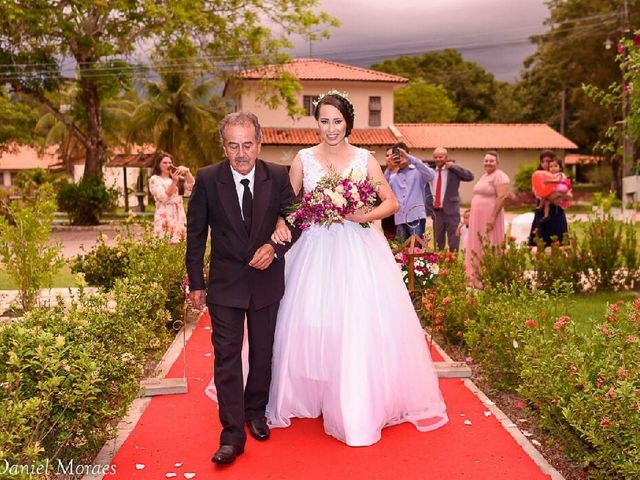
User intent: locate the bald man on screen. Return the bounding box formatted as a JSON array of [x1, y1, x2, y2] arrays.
[[425, 147, 474, 251]]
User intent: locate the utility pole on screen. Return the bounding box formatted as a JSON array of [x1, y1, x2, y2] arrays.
[[622, 0, 634, 178], [559, 86, 566, 136]]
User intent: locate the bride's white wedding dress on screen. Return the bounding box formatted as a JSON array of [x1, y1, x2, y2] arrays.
[[265, 147, 448, 446]]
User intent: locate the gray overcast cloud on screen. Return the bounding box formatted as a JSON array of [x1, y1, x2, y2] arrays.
[[289, 0, 550, 81]]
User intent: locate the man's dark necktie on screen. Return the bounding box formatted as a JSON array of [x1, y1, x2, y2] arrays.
[[240, 178, 252, 233]]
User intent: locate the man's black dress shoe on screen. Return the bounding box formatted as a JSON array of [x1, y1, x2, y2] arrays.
[[246, 418, 270, 441], [211, 445, 244, 464]]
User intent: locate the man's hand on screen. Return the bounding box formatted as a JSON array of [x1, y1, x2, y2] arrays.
[[271, 217, 292, 244], [385, 152, 400, 173], [249, 244, 276, 270], [397, 148, 410, 169], [189, 289, 206, 310], [444, 160, 455, 169]]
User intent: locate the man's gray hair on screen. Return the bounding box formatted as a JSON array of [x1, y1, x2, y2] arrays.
[[219, 111, 262, 144], [433, 146, 448, 155]]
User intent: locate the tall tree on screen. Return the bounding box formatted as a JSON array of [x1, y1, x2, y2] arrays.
[[394, 80, 458, 123], [517, 0, 640, 193], [371, 49, 500, 122], [0, 87, 41, 149], [128, 40, 225, 168], [0, 1, 337, 182]]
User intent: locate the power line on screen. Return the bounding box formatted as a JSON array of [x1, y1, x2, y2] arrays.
[[0, 11, 626, 80]]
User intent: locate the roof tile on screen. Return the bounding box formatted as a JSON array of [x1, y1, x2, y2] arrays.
[[262, 127, 397, 146], [395, 124, 578, 150], [237, 58, 408, 83]]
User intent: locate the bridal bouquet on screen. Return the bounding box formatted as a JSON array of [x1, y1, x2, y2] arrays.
[[287, 171, 378, 230]]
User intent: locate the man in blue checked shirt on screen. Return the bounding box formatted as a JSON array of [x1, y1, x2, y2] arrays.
[[384, 142, 435, 241]]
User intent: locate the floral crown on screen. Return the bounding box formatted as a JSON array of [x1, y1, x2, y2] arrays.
[[312, 89, 353, 109]]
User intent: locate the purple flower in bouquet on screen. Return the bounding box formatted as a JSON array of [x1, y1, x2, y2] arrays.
[[287, 170, 379, 230]]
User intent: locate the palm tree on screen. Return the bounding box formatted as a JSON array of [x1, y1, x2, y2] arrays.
[[128, 66, 226, 168]]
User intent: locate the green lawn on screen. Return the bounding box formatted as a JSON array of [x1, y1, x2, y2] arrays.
[[0, 264, 80, 290], [559, 290, 638, 327]]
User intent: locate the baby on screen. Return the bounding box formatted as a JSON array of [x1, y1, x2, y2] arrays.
[[541, 158, 572, 221], [455, 209, 471, 251]]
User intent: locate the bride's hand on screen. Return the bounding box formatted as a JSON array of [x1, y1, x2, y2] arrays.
[[345, 207, 372, 224], [271, 217, 292, 244]]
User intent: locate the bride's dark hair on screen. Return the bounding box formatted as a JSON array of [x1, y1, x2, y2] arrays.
[[313, 92, 355, 137]]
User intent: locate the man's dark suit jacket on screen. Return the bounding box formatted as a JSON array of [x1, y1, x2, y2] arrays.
[[186, 159, 297, 311], [425, 164, 474, 217]]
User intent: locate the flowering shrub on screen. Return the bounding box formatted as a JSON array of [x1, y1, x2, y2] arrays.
[[530, 233, 583, 292], [72, 228, 186, 320], [464, 282, 569, 389], [419, 251, 473, 345], [476, 235, 532, 290], [0, 279, 172, 469], [287, 170, 377, 229], [518, 299, 640, 479]]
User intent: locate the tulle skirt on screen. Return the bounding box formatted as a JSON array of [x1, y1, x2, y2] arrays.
[[266, 222, 448, 446]]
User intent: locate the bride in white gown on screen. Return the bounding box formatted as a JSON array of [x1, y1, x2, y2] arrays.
[[265, 91, 448, 446]]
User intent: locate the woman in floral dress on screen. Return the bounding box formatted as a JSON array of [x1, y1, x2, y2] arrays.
[[148, 154, 194, 243]]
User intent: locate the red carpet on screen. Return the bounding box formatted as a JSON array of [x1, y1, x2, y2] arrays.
[[109, 313, 551, 479]]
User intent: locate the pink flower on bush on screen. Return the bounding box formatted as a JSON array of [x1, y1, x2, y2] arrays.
[[553, 315, 570, 330], [601, 324, 613, 338], [617, 367, 629, 380], [626, 335, 639, 344], [442, 296, 451, 305], [633, 298, 640, 310], [606, 387, 617, 399], [465, 356, 474, 364], [525, 319, 537, 328], [456, 330, 463, 337], [600, 418, 612, 427], [596, 374, 606, 388], [607, 315, 617, 324], [609, 304, 620, 313], [435, 325, 443, 331], [514, 401, 525, 410]]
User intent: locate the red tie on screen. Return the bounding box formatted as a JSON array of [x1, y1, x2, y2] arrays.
[[434, 169, 442, 209]]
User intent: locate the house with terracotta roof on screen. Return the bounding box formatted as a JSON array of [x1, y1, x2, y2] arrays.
[[224, 58, 405, 165], [395, 123, 577, 202], [0, 144, 62, 189], [225, 58, 578, 203]]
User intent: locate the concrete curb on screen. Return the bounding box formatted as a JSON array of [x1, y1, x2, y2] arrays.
[[430, 339, 566, 480], [82, 311, 201, 480]]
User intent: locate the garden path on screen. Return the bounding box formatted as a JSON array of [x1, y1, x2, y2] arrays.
[[85, 312, 565, 480]]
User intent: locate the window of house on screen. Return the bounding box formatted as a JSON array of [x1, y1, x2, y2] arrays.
[[303, 95, 318, 116], [369, 96, 381, 126]]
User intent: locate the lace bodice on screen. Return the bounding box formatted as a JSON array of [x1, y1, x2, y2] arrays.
[[299, 147, 370, 193]]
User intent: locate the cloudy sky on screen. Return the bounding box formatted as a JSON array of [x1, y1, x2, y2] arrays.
[[289, 0, 550, 82]]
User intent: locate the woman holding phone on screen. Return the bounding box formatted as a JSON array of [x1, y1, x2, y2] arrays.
[[149, 153, 194, 243]]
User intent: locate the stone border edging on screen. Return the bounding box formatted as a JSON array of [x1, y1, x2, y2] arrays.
[[81, 312, 200, 480], [429, 337, 566, 480]]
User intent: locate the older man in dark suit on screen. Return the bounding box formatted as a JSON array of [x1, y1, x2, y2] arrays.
[[186, 112, 298, 465], [425, 147, 474, 251]]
